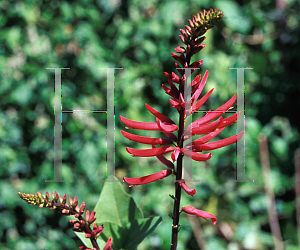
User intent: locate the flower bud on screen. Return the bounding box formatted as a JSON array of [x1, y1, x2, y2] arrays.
[[188, 19, 194, 28], [103, 237, 112, 250], [45, 192, 50, 200], [179, 35, 186, 44], [174, 46, 186, 53], [79, 202, 86, 215]]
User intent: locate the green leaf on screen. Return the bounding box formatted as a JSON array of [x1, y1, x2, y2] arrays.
[[93, 180, 144, 224], [75, 180, 162, 249]]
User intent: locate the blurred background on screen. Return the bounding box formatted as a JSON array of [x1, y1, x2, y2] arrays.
[[0, 0, 299, 249]]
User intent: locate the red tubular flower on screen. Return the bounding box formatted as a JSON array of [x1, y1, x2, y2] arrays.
[[192, 127, 225, 146], [174, 46, 186, 53], [156, 117, 178, 133], [123, 169, 173, 186], [121, 130, 173, 145], [182, 206, 217, 225], [171, 52, 185, 66], [190, 70, 209, 105], [162, 84, 178, 99], [181, 148, 211, 161], [126, 146, 174, 157], [179, 181, 196, 196], [103, 237, 113, 250], [218, 111, 241, 128], [199, 131, 244, 151], [169, 98, 181, 109], [190, 88, 214, 114], [189, 116, 223, 135], [171, 147, 181, 162], [171, 72, 182, 84], [120, 115, 160, 130], [85, 210, 97, 224], [179, 34, 187, 44]]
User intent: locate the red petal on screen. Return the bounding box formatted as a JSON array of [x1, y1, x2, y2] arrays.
[[188, 94, 236, 129], [190, 60, 203, 69], [169, 98, 181, 109], [179, 35, 186, 44], [192, 88, 214, 112], [123, 169, 173, 186], [156, 118, 178, 133], [120, 130, 173, 145], [193, 127, 225, 145], [199, 131, 244, 151], [218, 111, 241, 128], [190, 70, 209, 105], [179, 181, 196, 196], [189, 116, 223, 135], [126, 146, 174, 157], [171, 147, 181, 162], [191, 74, 201, 87], [171, 52, 184, 66], [181, 148, 211, 161], [120, 115, 159, 130], [193, 44, 205, 54], [162, 84, 178, 99], [167, 79, 179, 94], [182, 206, 217, 225], [171, 72, 181, 84], [164, 72, 171, 80], [174, 46, 186, 53], [145, 103, 176, 124], [103, 237, 112, 250], [179, 93, 185, 108]]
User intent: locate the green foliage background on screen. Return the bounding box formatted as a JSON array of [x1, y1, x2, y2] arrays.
[[0, 0, 299, 249]]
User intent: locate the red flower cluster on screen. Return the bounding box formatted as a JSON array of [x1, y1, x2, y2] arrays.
[[121, 9, 241, 226], [120, 70, 243, 187]]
